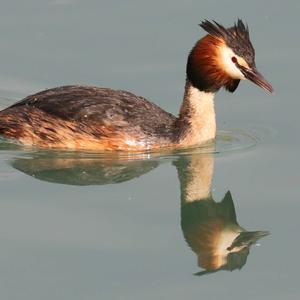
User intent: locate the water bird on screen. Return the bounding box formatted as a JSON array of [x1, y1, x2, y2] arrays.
[[0, 20, 272, 151]]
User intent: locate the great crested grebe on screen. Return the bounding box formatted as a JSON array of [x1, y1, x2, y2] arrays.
[[0, 20, 272, 151]]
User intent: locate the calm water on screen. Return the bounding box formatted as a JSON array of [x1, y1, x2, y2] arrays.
[[0, 0, 299, 299]]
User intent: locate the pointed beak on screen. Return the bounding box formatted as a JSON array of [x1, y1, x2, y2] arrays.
[[238, 65, 273, 93]]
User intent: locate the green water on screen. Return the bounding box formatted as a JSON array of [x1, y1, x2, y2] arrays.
[[0, 0, 299, 299]]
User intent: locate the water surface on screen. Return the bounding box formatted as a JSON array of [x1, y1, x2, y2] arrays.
[[0, 1, 299, 299]]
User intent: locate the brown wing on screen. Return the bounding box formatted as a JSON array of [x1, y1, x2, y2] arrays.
[[0, 85, 177, 149], [10, 85, 176, 128]]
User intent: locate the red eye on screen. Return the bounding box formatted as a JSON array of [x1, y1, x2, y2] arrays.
[[231, 56, 237, 64]]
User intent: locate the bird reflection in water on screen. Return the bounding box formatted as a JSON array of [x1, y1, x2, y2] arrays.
[[10, 149, 269, 274], [11, 151, 159, 185], [175, 154, 269, 275]]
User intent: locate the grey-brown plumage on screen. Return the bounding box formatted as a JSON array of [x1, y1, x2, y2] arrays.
[[0, 85, 178, 150]]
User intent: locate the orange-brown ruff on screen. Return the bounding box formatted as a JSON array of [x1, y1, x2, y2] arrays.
[[0, 20, 273, 151], [186, 35, 241, 92]]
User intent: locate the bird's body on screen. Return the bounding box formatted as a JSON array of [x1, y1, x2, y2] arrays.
[[0, 85, 178, 150], [0, 20, 272, 151]]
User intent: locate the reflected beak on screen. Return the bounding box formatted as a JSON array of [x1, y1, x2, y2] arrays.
[[238, 65, 273, 93]]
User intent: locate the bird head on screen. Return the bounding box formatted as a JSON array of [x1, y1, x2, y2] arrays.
[[187, 19, 273, 93]]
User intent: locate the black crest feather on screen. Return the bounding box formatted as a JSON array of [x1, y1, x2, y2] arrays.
[[200, 19, 250, 43], [200, 19, 255, 67]]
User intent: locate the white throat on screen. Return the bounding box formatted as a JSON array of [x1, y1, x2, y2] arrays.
[[178, 83, 216, 146]]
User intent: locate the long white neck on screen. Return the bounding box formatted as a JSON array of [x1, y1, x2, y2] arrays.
[[177, 81, 216, 147]]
